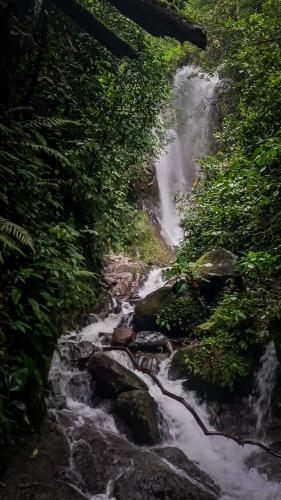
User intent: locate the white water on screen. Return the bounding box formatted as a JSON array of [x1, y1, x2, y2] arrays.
[[49, 268, 281, 499], [253, 341, 280, 438], [156, 65, 219, 246]]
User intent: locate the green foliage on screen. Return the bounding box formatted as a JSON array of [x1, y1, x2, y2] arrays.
[[0, 0, 181, 447], [156, 286, 208, 334], [171, 0, 281, 388], [184, 289, 268, 388]]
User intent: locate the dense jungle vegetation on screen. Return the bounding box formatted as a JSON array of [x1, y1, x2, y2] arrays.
[[171, 0, 281, 389], [0, 0, 192, 449], [1, 0, 281, 455]]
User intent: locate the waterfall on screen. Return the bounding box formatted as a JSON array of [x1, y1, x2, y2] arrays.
[[156, 65, 219, 246], [252, 341, 280, 438]]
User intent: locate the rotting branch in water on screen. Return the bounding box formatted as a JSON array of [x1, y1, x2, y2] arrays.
[[101, 346, 281, 460]]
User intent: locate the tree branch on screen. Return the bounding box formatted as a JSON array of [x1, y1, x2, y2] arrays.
[[50, 0, 138, 59], [107, 0, 206, 49], [101, 345, 281, 460]]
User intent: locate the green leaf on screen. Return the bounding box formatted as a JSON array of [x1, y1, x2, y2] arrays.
[[8, 368, 28, 392], [11, 288, 22, 305]]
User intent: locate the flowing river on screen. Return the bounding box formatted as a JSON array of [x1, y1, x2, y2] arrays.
[[48, 66, 281, 499]]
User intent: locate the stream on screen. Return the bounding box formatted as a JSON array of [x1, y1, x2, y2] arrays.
[[48, 66, 281, 499], [49, 268, 281, 499]]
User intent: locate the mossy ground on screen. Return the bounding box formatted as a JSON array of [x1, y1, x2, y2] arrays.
[[125, 210, 172, 266]]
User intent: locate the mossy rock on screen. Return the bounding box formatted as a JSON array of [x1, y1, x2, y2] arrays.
[[133, 285, 207, 337], [194, 248, 241, 303], [169, 346, 253, 402], [194, 248, 239, 278]]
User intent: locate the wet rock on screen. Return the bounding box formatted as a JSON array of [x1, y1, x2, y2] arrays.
[[114, 463, 217, 500], [80, 313, 99, 328], [134, 286, 175, 333], [0, 420, 86, 500], [136, 352, 167, 373], [154, 447, 220, 496], [2, 416, 217, 500], [112, 327, 134, 346], [134, 286, 206, 337], [129, 331, 167, 352], [70, 422, 217, 499], [245, 442, 281, 482], [88, 352, 147, 398], [113, 389, 161, 444], [194, 248, 241, 302]]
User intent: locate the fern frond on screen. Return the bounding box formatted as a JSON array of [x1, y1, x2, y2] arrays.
[[0, 217, 34, 252], [7, 106, 33, 116], [28, 118, 80, 130], [24, 142, 71, 166], [0, 233, 23, 254], [73, 269, 96, 279]]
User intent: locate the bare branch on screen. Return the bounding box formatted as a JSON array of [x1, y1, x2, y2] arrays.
[[101, 346, 281, 460]]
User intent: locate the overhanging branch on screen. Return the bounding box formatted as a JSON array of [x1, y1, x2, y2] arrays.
[[107, 0, 207, 49], [51, 0, 138, 59]]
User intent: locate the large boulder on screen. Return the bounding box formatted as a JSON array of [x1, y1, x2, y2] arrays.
[[88, 352, 147, 398], [1, 416, 218, 500], [113, 389, 161, 444], [194, 248, 239, 279], [0, 420, 86, 500], [155, 447, 220, 497], [133, 285, 207, 337], [114, 463, 217, 500], [194, 248, 241, 302]]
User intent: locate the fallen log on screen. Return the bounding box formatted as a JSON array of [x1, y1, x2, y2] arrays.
[[101, 345, 281, 460]]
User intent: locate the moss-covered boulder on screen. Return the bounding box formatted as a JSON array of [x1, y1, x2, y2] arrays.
[[133, 285, 207, 337], [169, 346, 252, 402], [194, 248, 241, 302], [113, 389, 161, 445]]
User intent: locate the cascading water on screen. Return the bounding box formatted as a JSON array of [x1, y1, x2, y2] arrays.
[[156, 65, 219, 246], [49, 268, 281, 499], [252, 341, 280, 438]]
